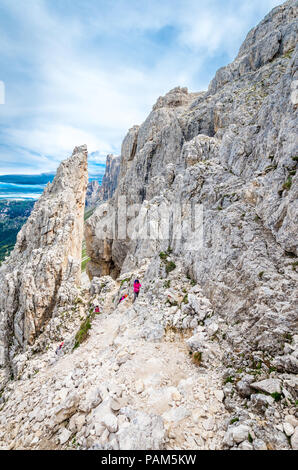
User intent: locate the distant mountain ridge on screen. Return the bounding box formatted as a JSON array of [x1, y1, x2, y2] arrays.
[[0, 172, 105, 185], [0, 173, 55, 185]]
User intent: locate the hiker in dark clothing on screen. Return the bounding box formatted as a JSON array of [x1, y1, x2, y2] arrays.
[[55, 341, 64, 355], [119, 294, 128, 304]]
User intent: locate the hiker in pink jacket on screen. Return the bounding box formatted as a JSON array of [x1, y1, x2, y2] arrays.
[[133, 279, 142, 303]]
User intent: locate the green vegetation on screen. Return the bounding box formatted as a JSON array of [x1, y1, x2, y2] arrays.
[[120, 277, 132, 286], [81, 257, 90, 272], [282, 176, 292, 191], [166, 261, 176, 274], [81, 242, 87, 259], [264, 164, 277, 173], [189, 351, 202, 365], [224, 376, 234, 384], [166, 298, 178, 307], [159, 251, 168, 260], [0, 200, 34, 264], [159, 248, 176, 275], [84, 207, 95, 221], [258, 271, 264, 280], [284, 48, 294, 59], [271, 392, 283, 402], [81, 240, 90, 272], [71, 436, 79, 449], [284, 333, 293, 343], [73, 311, 97, 350], [291, 261, 298, 272], [230, 417, 239, 424], [193, 351, 202, 364]]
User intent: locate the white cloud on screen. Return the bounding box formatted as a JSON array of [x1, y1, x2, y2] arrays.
[[0, 0, 283, 174], [176, 0, 282, 55], [5, 124, 112, 159]]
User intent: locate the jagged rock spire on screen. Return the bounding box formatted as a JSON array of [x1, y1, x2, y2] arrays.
[[0, 145, 88, 372]]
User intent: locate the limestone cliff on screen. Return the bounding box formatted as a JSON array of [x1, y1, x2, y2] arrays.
[[85, 154, 121, 209], [0, 0, 298, 453], [0, 146, 88, 377], [99, 154, 121, 202], [86, 0, 298, 363], [85, 180, 101, 208]]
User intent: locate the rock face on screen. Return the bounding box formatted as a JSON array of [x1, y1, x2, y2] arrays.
[[99, 154, 121, 202], [0, 267, 231, 451], [0, 1, 297, 453], [85, 154, 121, 209], [86, 0, 298, 358], [85, 180, 101, 208], [0, 146, 88, 374], [0, 260, 296, 451]]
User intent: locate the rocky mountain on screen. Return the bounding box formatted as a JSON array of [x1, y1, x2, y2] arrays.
[[85, 180, 101, 209], [85, 154, 121, 209], [0, 200, 35, 264], [0, 146, 88, 385], [99, 154, 121, 202], [86, 0, 298, 363], [0, 0, 297, 452]]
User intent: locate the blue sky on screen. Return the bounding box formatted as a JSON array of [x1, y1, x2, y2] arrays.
[[0, 0, 282, 176]]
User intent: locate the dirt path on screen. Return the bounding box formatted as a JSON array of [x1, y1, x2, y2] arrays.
[[0, 276, 229, 450]]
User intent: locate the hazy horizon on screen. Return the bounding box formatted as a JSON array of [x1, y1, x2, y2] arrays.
[[0, 164, 106, 199]]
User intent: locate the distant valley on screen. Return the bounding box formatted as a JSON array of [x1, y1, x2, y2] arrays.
[[0, 172, 105, 263], [0, 199, 35, 263]]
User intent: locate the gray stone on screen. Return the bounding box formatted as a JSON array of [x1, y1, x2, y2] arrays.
[[250, 393, 274, 413], [85, 154, 120, 208], [101, 414, 118, 433], [251, 379, 282, 395], [253, 438, 268, 450], [162, 406, 191, 423], [232, 424, 251, 444], [116, 408, 165, 450], [53, 392, 80, 425], [290, 427, 298, 450], [283, 422, 295, 436], [59, 428, 72, 445], [79, 386, 102, 413], [238, 440, 254, 450], [236, 378, 254, 398]]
